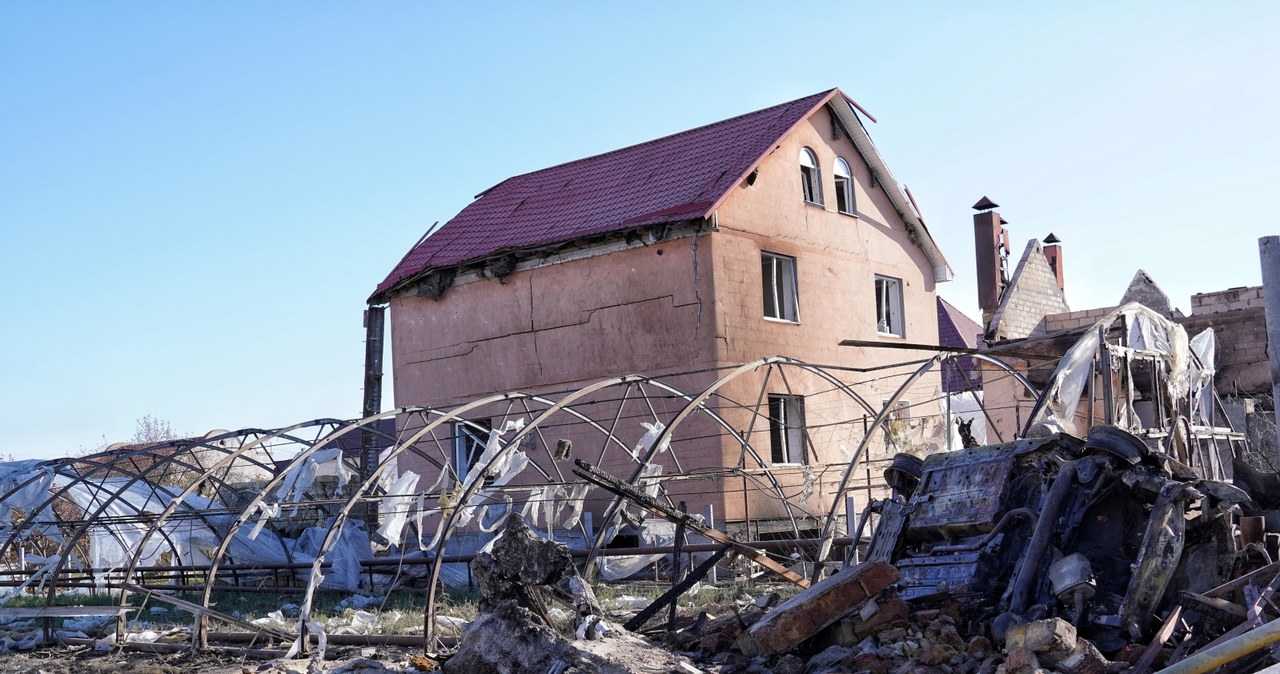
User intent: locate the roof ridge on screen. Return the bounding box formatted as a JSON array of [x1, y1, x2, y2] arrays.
[[483, 88, 838, 190]]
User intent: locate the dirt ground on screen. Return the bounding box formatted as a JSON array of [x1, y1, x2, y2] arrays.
[[0, 644, 430, 674]]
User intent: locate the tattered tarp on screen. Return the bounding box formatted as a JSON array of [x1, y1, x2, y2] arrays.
[[1031, 302, 1215, 437], [0, 450, 378, 597]]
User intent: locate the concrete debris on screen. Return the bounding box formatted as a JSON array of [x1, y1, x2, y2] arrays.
[[446, 513, 699, 674]]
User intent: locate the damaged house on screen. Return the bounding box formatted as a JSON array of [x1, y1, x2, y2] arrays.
[[368, 88, 957, 546]]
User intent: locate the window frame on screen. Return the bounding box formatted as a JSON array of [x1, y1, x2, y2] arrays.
[[452, 418, 493, 485], [768, 395, 808, 465], [762, 252, 800, 323], [875, 275, 905, 337], [799, 147, 823, 205], [833, 157, 854, 215]]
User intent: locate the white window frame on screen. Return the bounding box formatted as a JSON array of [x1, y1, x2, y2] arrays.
[[768, 395, 807, 465], [799, 147, 823, 205], [762, 252, 800, 323], [453, 419, 492, 484], [875, 275, 905, 337], [833, 157, 854, 215]]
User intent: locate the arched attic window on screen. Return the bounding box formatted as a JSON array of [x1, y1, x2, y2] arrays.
[[799, 147, 823, 205], [834, 157, 854, 215]]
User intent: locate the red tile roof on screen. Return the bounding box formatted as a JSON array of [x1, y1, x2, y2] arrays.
[[371, 89, 842, 301]]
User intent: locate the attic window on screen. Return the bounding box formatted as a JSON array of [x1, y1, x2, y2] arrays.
[[834, 158, 854, 215], [800, 148, 823, 205]]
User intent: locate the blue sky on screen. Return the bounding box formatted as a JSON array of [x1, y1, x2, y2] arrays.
[[2, 3, 1276, 459]]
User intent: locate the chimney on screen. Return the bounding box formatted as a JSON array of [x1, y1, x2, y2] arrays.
[[973, 196, 1009, 326], [1042, 232, 1064, 292]]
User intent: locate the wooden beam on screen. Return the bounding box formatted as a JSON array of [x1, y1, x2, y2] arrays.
[[572, 460, 810, 588]]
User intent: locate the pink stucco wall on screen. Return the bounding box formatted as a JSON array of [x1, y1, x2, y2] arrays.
[[386, 108, 944, 529]]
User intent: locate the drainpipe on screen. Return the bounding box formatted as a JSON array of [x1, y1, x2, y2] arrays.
[[360, 306, 386, 527]]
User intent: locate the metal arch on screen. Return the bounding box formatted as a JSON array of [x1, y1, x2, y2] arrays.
[[583, 356, 884, 570], [284, 382, 676, 646], [275, 395, 554, 649], [37, 430, 303, 607], [192, 408, 440, 621], [0, 448, 210, 598], [965, 352, 1040, 401], [812, 354, 943, 571], [0, 437, 280, 571], [113, 418, 358, 618]]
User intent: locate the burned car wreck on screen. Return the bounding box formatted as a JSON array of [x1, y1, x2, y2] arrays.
[[864, 426, 1246, 652], [854, 304, 1275, 668]]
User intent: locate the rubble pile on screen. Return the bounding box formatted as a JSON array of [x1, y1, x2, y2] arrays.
[[662, 565, 1052, 674], [444, 513, 698, 674]]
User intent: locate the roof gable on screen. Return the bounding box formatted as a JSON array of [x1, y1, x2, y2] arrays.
[[988, 240, 1071, 340], [1119, 269, 1175, 316], [372, 88, 952, 302], [937, 297, 984, 393]]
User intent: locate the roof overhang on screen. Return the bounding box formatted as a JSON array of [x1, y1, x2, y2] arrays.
[[827, 93, 954, 284]]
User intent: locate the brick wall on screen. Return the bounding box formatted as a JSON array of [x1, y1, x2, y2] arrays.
[[1043, 306, 1119, 334], [1179, 307, 1270, 396], [1191, 286, 1265, 315]]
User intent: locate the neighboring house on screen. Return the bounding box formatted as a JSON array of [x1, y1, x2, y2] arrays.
[[937, 296, 988, 447], [369, 88, 952, 535], [936, 296, 983, 394], [967, 200, 1273, 465]]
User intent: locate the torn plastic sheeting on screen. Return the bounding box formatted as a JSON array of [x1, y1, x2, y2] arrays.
[[639, 463, 663, 499], [285, 620, 327, 660], [454, 450, 531, 528], [0, 461, 55, 527], [461, 419, 528, 494], [296, 519, 372, 592], [376, 471, 421, 544], [0, 556, 58, 606], [596, 520, 677, 581], [940, 391, 987, 448], [275, 448, 353, 512], [331, 609, 378, 635], [559, 483, 590, 529], [1033, 303, 1190, 436], [1189, 328, 1217, 426], [632, 422, 670, 460]]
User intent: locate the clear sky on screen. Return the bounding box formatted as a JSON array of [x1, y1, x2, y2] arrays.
[[3, 3, 1277, 459]]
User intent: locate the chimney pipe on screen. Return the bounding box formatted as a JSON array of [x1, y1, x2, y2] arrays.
[[1043, 233, 1064, 292], [973, 197, 1009, 326]]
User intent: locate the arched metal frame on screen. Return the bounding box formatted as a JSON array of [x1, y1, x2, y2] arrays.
[[0, 352, 1047, 651]]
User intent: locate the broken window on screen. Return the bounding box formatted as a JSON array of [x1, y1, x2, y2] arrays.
[[875, 275, 904, 337], [799, 147, 823, 205], [881, 399, 911, 420], [768, 395, 807, 464], [453, 418, 493, 484], [834, 157, 854, 215], [762, 252, 799, 322]]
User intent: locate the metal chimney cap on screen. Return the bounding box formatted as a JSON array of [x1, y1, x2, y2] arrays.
[[1044, 232, 1061, 245], [972, 196, 999, 211]]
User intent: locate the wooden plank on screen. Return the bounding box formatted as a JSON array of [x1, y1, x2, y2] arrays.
[[624, 545, 731, 632], [572, 460, 810, 588], [1205, 561, 1280, 599], [1131, 605, 1182, 674]]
